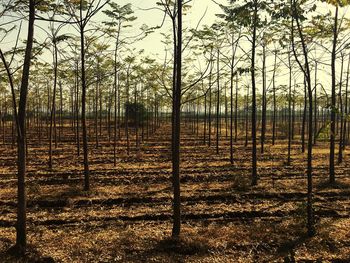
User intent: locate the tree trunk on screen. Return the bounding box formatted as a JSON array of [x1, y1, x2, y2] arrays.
[[301, 80, 307, 153], [216, 49, 220, 154], [113, 52, 118, 167], [291, 0, 315, 236], [251, 1, 258, 186], [80, 22, 90, 191], [49, 42, 58, 169], [272, 50, 277, 145], [338, 54, 344, 164], [342, 54, 350, 151], [208, 54, 213, 147], [313, 62, 318, 145], [172, 0, 182, 237], [329, 6, 338, 184], [287, 50, 292, 165], [261, 44, 266, 154], [15, 0, 35, 254]]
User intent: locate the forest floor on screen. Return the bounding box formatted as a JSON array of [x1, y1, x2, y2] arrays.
[[0, 123, 350, 262]]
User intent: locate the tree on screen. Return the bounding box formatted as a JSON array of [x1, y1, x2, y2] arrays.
[[0, 0, 36, 254], [329, 2, 339, 183], [64, 0, 110, 191], [47, 22, 68, 170], [103, 2, 137, 166], [227, 0, 273, 185], [158, 0, 210, 238], [290, 0, 315, 237], [172, 0, 182, 238], [308, 0, 350, 182]]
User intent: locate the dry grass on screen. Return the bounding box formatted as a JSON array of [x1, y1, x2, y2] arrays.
[[1, 124, 350, 262]]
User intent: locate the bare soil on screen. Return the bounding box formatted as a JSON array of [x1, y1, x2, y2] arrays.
[[0, 123, 350, 262]]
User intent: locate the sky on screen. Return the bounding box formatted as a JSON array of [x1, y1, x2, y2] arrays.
[[0, 0, 348, 96], [114, 0, 225, 57], [0, 0, 226, 64]]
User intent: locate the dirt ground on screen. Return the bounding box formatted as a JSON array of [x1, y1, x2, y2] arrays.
[[0, 123, 350, 262]]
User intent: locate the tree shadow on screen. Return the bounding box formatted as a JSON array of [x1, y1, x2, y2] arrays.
[[129, 236, 211, 262], [0, 241, 55, 263], [39, 185, 94, 200], [153, 236, 210, 256], [315, 180, 350, 191], [276, 233, 309, 262]]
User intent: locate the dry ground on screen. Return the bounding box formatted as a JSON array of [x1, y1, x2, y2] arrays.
[[0, 122, 350, 262]]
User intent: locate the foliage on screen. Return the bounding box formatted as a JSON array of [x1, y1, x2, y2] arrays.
[[124, 102, 148, 125]]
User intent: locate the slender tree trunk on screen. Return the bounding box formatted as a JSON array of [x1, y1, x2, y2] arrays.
[[49, 43, 58, 169], [342, 54, 350, 151], [80, 22, 90, 191], [172, 0, 182, 237], [113, 53, 118, 167], [230, 69, 234, 164], [292, 82, 296, 140], [203, 82, 207, 144], [245, 88, 249, 147], [272, 50, 277, 145], [95, 76, 99, 148], [330, 6, 338, 184], [261, 44, 266, 154], [208, 54, 213, 147], [15, 0, 35, 254], [216, 49, 220, 154], [338, 54, 344, 164], [302, 80, 307, 153], [291, 0, 315, 236], [313, 62, 318, 145], [59, 81, 63, 143], [235, 74, 238, 142], [230, 33, 237, 163], [126, 66, 130, 156], [75, 61, 80, 156], [287, 50, 292, 165], [251, 1, 258, 186], [225, 86, 228, 139]]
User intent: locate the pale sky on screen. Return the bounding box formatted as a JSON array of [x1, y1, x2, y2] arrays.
[[115, 0, 225, 57], [0, 0, 348, 97]]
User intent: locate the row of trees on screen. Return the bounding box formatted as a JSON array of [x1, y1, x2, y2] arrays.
[[167, 0, 350, 240], [0, 0, 349, 255]]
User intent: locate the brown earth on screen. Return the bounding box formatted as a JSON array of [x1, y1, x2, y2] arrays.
[[0, 122, 349, 262]]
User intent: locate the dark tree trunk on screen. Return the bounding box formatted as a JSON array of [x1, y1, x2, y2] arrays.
[[216, 49, 220, 154], [338, 54, 344, 164], [251, 1, 258, 186], [80, 22, 90, 191], [272, 51, 277, 145], [342, 54, 350, 151], [203, 81, 207, 145], [208, 54, 213, 147], [291, 0, 315, 236], [287, 50, 292, 165], [15, 0, 35, 254], [49, 42, 58, 169], [59, 81, 63, 143], [230, 69, 234, 164], [313, 62, 318, 145], [261, 44, 266, 154], [235, 74, 238, 142], [125, 65, 130, 156], [75, 61, 80, 156], [172, 0, 182, 237], [113, 52, 118, 167], [95, 76, 99, 149], [245, 88, 249, 147], [329, 6, 338, 184], [301, 80, 307, 153]]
